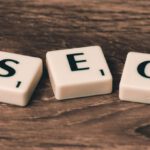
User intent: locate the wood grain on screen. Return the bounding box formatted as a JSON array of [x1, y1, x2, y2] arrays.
[[0, 0, 150, 149]]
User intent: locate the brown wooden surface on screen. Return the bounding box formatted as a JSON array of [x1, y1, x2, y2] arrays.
[[0, 0, 150, 149]]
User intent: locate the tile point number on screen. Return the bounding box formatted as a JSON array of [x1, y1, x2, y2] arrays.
[[100, 69, 105, 76], [16, 81, 21, 88]]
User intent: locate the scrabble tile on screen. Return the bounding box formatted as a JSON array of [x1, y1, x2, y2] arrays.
[[46, 46, 113, 100], [119, 52, 150, 104], [0, 51, 43, 106]]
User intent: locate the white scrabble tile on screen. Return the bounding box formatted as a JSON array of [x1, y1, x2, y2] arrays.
[[0, 51, 43, 106], [119, 52, 150, 104], [46, 46, 112, 100]]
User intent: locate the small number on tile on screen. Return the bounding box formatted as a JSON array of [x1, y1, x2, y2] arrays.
[[100, 69, 105, 76], [16, 81, 21, 88]]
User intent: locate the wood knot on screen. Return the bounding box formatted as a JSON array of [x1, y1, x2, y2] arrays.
[[135, 125, 150, 138]]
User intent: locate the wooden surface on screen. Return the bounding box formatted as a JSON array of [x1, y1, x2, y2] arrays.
[[0, 0, 150, 149]]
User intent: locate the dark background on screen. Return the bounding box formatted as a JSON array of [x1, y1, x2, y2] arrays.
[[0, 0, 150, 149]]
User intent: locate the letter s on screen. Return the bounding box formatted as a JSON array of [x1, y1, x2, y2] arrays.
[[0, 59, 19, 77]]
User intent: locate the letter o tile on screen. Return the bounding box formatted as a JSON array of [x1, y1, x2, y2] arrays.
[[119, 52, 150, 104]]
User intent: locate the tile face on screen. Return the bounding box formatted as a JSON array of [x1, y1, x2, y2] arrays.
[[0, 51, 43, 106], [46, 46, 112, 100], [119, 52, 150, 104]]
